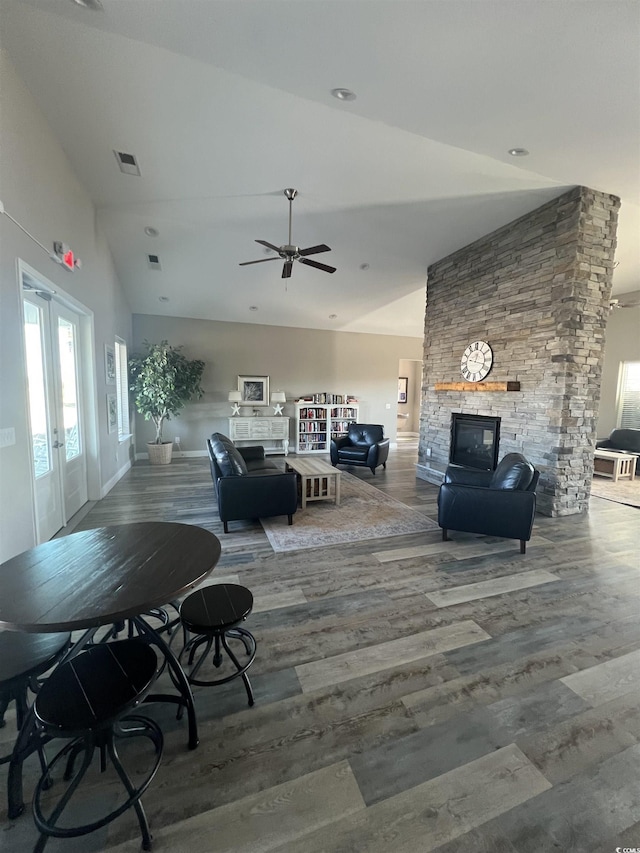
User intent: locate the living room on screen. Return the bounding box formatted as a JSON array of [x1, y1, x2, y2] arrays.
[[1, 0, 638, 561], [1, 2, 639, 850]]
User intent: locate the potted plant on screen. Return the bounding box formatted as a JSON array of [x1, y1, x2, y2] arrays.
[[129, 340, 204, 464]]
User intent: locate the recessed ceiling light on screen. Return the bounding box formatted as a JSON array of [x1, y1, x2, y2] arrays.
[[144, 226, 159, 237], [508, 148, 529, 157], [331, 88, 356, 101], [249, 305, 258, 311], [359, 263, 370, 270], [329, 314, 338, 319], [159, 296, 169, 302]]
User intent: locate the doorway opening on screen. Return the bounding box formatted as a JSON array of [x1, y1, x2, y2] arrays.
[[397, 358, 422, 439]]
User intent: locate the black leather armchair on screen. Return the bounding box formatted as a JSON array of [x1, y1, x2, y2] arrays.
[[330, 424, 390, 475], [437, 452, 539, 554], [207, 433, 298, 533]]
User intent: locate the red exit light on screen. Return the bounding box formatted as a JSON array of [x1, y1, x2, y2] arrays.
[[53, 241, 78, 271], [62, 248, 75, 270]]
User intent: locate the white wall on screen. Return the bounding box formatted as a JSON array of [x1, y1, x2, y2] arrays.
[[598, 291, 640, 436], [132, 314, 423, 454], [0, 51, 132, 561]]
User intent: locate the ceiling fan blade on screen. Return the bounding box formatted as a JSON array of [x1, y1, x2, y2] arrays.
[[282, 260, 293, 279], [298, 244, 331, 257], [255, 239, 281, 252], [299, 258, 337, 274], [239, 257, 280, 266]]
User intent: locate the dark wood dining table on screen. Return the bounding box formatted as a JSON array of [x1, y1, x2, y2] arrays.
[[0, 521, 221, 818]]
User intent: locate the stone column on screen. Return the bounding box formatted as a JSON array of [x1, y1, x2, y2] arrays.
[[418, 186, 620, 516]]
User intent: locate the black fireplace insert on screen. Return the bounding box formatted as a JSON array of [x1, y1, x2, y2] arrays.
[[450, 413, 501, 471]]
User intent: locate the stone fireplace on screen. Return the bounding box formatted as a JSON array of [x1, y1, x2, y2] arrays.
[[450, 413, 500, 471], [417, 186, 619, 516]]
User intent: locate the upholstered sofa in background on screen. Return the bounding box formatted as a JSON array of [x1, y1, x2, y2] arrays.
[[207, 433, 297, 533], [596, 428, 640, 471]]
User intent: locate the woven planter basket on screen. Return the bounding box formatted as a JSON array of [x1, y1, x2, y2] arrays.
[[147, 441, 173, 465]]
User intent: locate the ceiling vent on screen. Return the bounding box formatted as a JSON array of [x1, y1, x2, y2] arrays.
[[147, 254, 161, 270], [114, 150, 141, 176]]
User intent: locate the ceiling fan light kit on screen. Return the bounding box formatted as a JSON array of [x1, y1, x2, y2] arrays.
[[239, 188, 336, 278]]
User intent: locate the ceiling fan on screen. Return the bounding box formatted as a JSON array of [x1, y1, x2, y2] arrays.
[[239, 188, 336, 279]]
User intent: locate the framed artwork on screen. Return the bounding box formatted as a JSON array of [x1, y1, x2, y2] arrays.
[[238, 375, 270, 406], [398, 376, 408, 404], [107, 394, 118, 433], [105, 344, 116, 384]]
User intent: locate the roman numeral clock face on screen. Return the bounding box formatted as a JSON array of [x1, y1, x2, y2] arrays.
[[461, 340, 493, 382]]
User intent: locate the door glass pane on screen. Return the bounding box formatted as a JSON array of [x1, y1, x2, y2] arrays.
[[24, 301, 50, 478], [57, 317, 81, 460]]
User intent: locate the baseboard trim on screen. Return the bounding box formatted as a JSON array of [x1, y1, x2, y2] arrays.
[[135, 450, 208, 461], [101, 459, 132, 498]]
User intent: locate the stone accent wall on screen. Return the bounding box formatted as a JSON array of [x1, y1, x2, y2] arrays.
[[418, 186, 619, 516]]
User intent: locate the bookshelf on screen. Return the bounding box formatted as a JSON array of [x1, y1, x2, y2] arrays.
[[295, 402, 359, 454]]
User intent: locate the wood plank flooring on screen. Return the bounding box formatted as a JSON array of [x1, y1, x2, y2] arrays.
[[2, 439, 639, 852]]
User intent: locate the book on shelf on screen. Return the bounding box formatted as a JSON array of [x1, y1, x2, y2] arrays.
[[302, 394, 357, 406]]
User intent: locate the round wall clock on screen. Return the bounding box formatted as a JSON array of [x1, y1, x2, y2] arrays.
[[461, 340, 493, 382]]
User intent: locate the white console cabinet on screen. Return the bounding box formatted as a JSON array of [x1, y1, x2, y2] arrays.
[[228, 417, 290, 456]]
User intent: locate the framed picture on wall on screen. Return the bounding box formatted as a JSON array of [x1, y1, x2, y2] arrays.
[[238, 375, 270, 406], [398, 376, 408, 404], [107, 394, 118, 433], [105, 344, 116, 384]]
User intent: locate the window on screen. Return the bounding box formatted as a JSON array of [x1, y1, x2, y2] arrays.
[[114, 338, 130, 440], [616, 361, 640, 429]]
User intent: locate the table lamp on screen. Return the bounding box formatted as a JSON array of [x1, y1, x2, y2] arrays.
[[271, 390, 286, 415], [228, 390, 242, 416]]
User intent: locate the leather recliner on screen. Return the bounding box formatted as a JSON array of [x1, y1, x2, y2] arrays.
[[330, 424, 390, 475], [437, 452, 539, 554], [207, 433, 298, 533]]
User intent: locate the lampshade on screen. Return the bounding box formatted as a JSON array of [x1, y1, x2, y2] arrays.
[[228, 391, 242, 403], [271, 391, 286, 404]]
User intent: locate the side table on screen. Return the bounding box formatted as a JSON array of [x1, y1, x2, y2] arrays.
[[593, 449, 636, 482]]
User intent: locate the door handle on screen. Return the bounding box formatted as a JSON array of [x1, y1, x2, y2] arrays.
[[53, 440, 64, 449]]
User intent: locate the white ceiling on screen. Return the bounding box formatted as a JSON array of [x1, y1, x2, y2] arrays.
[[2, 0, 639, 337]]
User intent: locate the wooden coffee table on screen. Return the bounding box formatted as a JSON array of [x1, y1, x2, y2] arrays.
[[593, 449, 636, 482], [285, 457, 341, 509]]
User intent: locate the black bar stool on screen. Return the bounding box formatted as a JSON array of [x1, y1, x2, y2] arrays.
[[31, 639, 163, 853], [0, 631, 71, 775], [179, 584, 257, 706]]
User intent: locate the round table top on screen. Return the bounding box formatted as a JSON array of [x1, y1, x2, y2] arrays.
[[0, 522, 221, 633]]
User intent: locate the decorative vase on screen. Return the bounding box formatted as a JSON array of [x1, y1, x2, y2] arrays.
[[147, 441, 173, 465]]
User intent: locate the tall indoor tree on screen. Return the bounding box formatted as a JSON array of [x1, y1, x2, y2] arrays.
[[129, 340, 204, 463]]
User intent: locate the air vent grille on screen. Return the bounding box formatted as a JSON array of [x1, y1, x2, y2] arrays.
[[147, 254, 161, 270], [114, 150, 141, 176]]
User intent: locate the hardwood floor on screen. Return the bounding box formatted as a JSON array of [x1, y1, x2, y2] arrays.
[[3, 440, 640, 852]]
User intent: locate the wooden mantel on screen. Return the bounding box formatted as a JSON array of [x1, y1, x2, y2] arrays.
[[434, 381, 521, 392]]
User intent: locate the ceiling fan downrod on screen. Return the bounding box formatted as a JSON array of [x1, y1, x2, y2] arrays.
[[284, 188, 297, 249]]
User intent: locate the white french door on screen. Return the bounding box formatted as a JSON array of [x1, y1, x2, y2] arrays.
[[23, 291, 88, 542]]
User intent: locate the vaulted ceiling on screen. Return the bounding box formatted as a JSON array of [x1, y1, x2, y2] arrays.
[[2, 0, 638, 337]]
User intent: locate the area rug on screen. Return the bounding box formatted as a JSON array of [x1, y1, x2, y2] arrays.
[[261, 471, 439, 552], [590, 476, 640, 508]]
